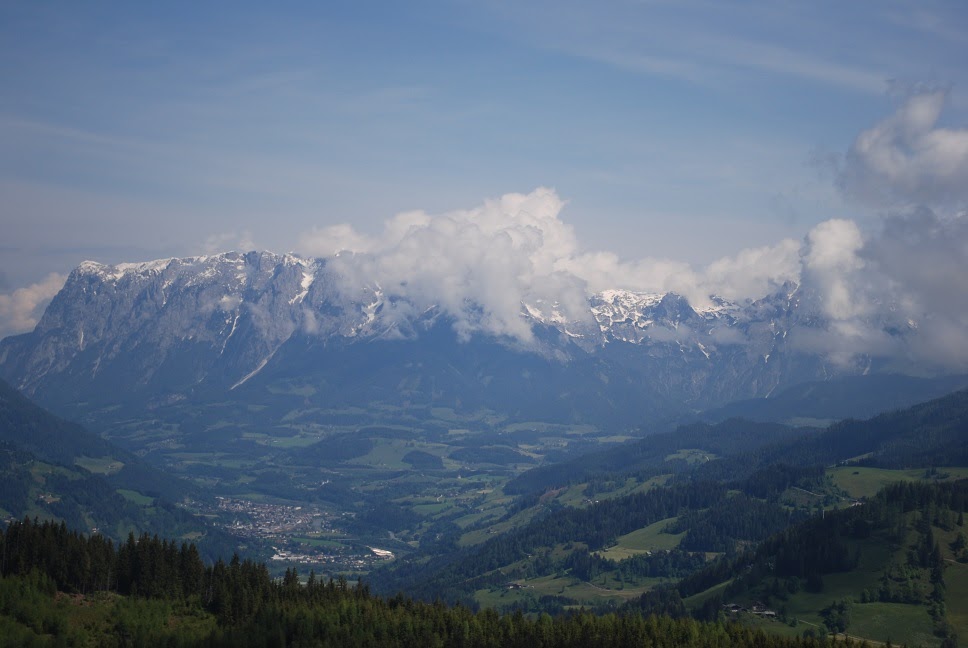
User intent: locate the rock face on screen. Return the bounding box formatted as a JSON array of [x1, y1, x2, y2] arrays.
[[0, 252, 888, 425]]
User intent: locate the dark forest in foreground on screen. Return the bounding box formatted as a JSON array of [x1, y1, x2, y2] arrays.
[[0, 517, 854, 648]]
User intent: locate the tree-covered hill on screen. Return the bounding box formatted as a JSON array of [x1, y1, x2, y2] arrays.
[[667, 480, 968, 646], [0, 517, 847, 647]]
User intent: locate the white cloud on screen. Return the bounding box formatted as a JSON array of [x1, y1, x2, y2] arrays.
[[307, 188, 590, 342], [702, 239, 801, 302], [787, 208, 968, 372], [0, 273, 67, 339], [298, 188, 814, 343], [481, 2, 889, 95], [799, 90, 968, 371], [6, 188, 966, 377], [801, 218, 868, 320], [839, 91, 968, 207]]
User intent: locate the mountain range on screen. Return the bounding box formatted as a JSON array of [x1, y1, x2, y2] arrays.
[[0, 251, 924, 428]]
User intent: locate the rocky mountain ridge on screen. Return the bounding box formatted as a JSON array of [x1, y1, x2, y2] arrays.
[[0, 251, 901, 424]]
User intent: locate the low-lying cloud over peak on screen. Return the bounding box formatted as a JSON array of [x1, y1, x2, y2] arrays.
[[294, 181, 968, 373], [297, 187, 810, 343]]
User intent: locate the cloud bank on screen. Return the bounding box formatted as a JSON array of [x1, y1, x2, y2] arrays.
[[299, 187, 804, 343]]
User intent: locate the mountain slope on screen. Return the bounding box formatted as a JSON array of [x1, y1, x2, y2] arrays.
[[504, 418, 813, 495], [0, 378, 191, 501], [509, 386, 968, 495], [732, 387, 968, 472], [699, 373, 968, 425], [0, 378, 238, 557]]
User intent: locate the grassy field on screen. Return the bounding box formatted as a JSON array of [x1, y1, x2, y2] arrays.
[[938, 523, 968, 640], [683, 579, 731, 610], [475, 572, 660, 610], [291, 536, 347, 549], [116, 489, 154, 506], [412, 501, 452, 516], [710, 512, 967, 647], [733, 613, 805, 640], [690, 571, 937, 645], [254, 434, 321, 449], [354, 440, 411, 469], [502, 422, 598, 436], [768, 532, 938, 645], [554, 475, 673, 510], [74, 456, 124, 475], [828, 466, 968, 499], [945, 558, 968, 638], [664, 449, 718, 465], [459, 506, 541, 547], [597, 516, 684, 560], [848, 602, 936, 646]]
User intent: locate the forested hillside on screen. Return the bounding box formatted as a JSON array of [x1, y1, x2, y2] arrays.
[[0, 378, 236, 559], [668, 480, 968, 646], [368, 388, 968, 628], [0, 517, 841, 647]]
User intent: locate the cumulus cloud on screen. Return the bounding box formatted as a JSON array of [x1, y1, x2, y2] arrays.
[[865, 208, 968, 321], [298, 188, 807, 342], [789, 208, 968, 372], [795, 89, 968, 371], [0, 273, 67, 340], [839, 90, 968, 207], [861, 208, 968, 371], [801, 219, 868, 320], [702, 239, 801, 302], [303, 188, 590, 342]]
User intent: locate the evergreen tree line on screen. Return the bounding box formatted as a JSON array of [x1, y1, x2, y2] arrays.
[[668, 493, 804, 553], [563, 548, 708, 583], [0, 517, 862, 647], [2, 518, 212, 602], [377, 460, 830, 604]]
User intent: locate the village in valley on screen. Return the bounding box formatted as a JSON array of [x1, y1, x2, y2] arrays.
[[186, 496, 396, 574]]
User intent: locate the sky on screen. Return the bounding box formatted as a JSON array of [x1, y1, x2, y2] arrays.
[[2, 1, 968, 346]]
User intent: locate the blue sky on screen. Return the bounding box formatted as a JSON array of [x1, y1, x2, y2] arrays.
[[2, 1, 968, 337]]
